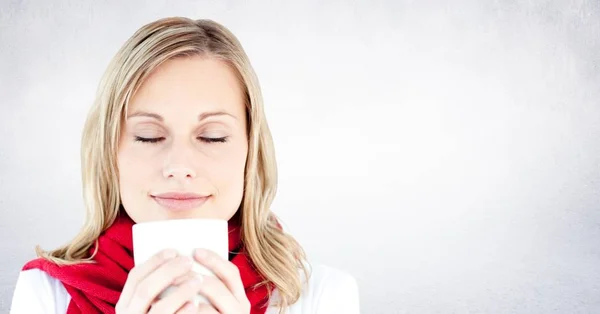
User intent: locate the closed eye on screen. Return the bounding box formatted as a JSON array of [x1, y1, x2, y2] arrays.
[[134, 136, 228, 144], [134, 136, 164, 143], [199, 137, 228, 143]]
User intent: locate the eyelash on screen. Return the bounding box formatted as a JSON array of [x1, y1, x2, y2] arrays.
[[134, 136, 228, 144]]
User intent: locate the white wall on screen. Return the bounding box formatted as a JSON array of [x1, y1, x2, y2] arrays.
[[1, 0, 599, 313]]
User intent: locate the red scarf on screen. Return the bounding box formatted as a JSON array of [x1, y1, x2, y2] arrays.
[[23, 212, 271, 314]]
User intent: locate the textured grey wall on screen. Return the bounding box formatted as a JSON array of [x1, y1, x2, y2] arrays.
[[1, 0, 599, 313]]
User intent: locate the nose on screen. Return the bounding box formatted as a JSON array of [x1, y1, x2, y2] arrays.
[[162, 165, 196, 179], [162, 141, 197, 180]]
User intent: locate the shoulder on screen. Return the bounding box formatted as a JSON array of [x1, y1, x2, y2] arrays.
[[10, 268, 70, 314], [270, 263, 360, 314]]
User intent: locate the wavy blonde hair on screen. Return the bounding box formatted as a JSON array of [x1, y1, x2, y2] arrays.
[[36, 16, 308, 311]]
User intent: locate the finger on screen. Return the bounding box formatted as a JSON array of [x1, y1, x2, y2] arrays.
[[197, 303, 220, 314], [117, 249, 178, 310], [128, 256, 194, 312], [194, 249, 247, 302], [172, 272, 197, 286], [148, 276, 204, 314], [197, 276, 243, 314]]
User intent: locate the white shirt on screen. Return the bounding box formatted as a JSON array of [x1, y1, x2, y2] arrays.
[[10, 263, 360, 313]]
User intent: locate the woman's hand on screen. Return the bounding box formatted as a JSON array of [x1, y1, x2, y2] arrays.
[[115, 249, 204, 314], [193, 248, 251, 314]]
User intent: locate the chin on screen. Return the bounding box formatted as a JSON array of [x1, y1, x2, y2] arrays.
[[128, 201, 236, 222], [160, 208, 229, 221]]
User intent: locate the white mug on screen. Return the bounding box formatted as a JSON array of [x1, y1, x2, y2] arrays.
[[132, 218, 228, 306]]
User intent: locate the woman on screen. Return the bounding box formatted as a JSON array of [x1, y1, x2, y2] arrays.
[[10, 17, 360, 314]]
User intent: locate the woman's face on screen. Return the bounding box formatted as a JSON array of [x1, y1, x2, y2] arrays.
[[117, 56, 248, 223]]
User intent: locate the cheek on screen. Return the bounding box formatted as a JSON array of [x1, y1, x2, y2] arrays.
[[212, 145, 247, 213], [117, 146, 155, 201]]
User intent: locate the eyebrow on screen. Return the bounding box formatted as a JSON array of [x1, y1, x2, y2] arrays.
[[126, 111, 237, 121]]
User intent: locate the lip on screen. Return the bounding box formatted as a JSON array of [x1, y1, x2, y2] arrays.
[[151, 192, 210, 211], [152, 192, 208, 200]]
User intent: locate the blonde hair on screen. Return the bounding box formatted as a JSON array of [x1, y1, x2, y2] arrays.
[[36, 16, 308, 310]]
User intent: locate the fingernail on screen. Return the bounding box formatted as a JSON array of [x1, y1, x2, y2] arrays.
[[182, 256, 193, 266], [163, 249, 177, 259], [195, 248, 207, 258]]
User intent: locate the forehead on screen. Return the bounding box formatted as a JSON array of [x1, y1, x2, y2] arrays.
[[127, 55, 246, 117]]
